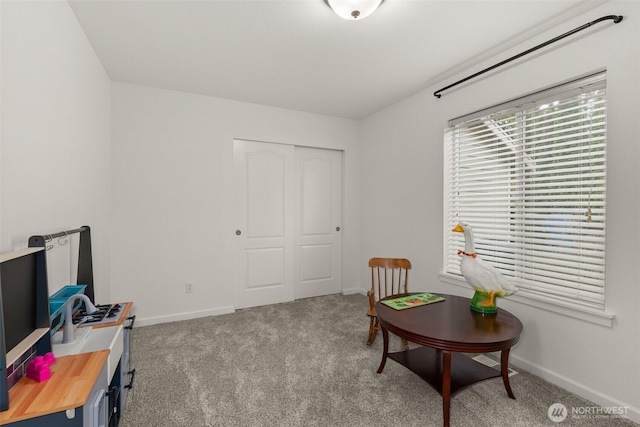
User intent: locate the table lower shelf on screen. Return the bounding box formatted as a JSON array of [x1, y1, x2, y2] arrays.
[[388, 347, 501, 396]]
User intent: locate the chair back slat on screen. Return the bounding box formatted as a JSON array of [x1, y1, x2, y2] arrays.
[[369, 257, 411, 301]]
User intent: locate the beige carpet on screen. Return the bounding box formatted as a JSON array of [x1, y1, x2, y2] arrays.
[[119, 294, 636, 427]]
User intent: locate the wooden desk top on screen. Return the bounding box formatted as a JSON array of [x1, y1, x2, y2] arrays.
[[376, 293, 523, 352], [0, 350, 108, 424]]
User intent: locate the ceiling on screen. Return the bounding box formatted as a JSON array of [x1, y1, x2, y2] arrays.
[[68, 0, 605, 119]]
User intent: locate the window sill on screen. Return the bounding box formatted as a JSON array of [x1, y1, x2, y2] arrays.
[[439, 272, 615, 328]]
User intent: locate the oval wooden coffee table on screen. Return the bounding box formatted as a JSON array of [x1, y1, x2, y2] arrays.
[[376, 293, 523, 427]]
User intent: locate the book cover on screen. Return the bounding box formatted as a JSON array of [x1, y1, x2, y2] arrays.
[[381, 292, 445, 310]]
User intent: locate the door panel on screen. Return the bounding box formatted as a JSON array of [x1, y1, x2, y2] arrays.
[[247, 152, 285, 238], [295, 147, 342, 299], [301, 158, 333, 235], [234, 140, 294, 309], [246, 248, 285, 289], [300, 244, 332, 281]]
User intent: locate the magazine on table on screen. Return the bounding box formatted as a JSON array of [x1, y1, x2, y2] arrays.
[[381, 292, 445, 310]]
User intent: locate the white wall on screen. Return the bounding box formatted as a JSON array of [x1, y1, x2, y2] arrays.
[[0, 1, 112, 300], [361, 1, 640, 422], [110, 82, 360, 324]]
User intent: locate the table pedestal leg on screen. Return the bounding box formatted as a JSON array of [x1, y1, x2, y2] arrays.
[[501, 349, 515, 399], [376, 325, 389, 374], [442, 350, 452, 427]]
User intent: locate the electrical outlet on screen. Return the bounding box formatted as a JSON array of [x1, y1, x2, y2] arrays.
[[185, 282, 193, 293]]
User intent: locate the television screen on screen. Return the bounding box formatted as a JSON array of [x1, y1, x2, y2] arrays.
[[0, 250, 39, 352]]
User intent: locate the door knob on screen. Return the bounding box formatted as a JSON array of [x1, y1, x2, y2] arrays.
[[336, 227, 341, 232], [235, 230, 242, 235]]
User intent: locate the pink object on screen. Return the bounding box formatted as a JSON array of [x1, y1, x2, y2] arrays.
[[26, 355, 53, 382], [43, 352, 56, 365]]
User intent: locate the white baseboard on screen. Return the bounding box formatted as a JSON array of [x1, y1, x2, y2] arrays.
[[342, 287, 367, 296], [134, 305, 235, 327], [510, 354, 640, 424]]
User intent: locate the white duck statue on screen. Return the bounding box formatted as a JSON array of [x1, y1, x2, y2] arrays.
[[452, 222, 518, 313]]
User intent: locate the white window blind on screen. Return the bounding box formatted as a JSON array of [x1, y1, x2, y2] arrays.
[[445, 72, 607, 311]]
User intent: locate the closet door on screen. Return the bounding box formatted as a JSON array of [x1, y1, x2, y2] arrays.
[[233, 140, 295, 309], [294, 147, 342, 299], [233, 140, 342, 309]]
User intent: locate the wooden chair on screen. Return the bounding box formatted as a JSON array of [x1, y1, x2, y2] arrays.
[[367, 257, 411, 348]]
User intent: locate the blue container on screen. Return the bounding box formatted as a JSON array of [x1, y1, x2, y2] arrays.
[[50, 284, 87, 300]]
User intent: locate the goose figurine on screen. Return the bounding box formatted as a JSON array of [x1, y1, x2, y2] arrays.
[[452, 222, 518, 313]]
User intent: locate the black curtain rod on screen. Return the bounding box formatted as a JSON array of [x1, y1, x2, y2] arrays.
[[30, 226, 88, 243], [433, 14, 623, 99]]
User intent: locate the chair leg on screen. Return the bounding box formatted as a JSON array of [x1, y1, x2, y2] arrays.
[[367, 316, 379, 346]]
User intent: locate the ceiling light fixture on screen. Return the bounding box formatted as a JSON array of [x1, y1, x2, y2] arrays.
[[324, 0, 384, 20]]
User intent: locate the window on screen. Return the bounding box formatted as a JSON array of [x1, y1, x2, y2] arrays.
[[444, 72, 607, 312]]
